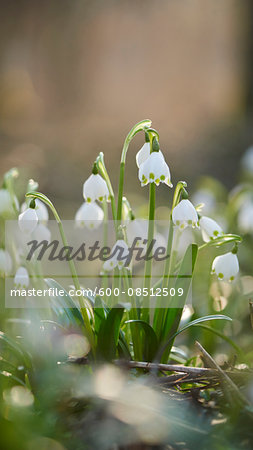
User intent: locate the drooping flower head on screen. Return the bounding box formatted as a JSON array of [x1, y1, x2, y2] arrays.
[[138, 138, 172, 187], [83, 163, 109, 203], [211, 251, 239, 282], [21, 199, 48, 224], [199, 216, 223, 242], [18, 200, 38, 234], [172, 199, 199, 230], [75, 202, 104, 230]]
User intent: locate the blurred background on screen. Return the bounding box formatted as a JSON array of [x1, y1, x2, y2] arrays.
[[0, 0, 253, 215]]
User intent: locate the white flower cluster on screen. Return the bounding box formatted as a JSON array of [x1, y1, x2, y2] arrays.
[[171, 197, 239, 282]]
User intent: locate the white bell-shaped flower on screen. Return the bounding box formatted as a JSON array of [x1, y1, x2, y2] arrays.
[[238, 200, 253, 234], [21, 199, 48, 224], [211, 252, 239, 282], [14, 266, 29, 288], [75, 202, 104, 230], [136, 143, 165, 168], [83, 174, 109, 202], [103, 239, 130, 271], [138, 151, 172, 187], [199, 216, 223, 242], [18, 207, 38, 234], [32, 224, 51, 242], [0, 189, 19, 217], [172, 199, 199, 230], [0, 249, 12, 276]]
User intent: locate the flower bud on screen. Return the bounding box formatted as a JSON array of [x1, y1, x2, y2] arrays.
[[14, 267, 29, 288], [75, 202, 104, 230], [172, 199, 199, 230], [211, 252, 239, 282]]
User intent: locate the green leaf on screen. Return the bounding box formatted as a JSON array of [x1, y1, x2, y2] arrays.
[[0, 370, 26, 387], [157, 315, 232, 363], [97, 307, 124, 360], [125, 320, 158, 361], [45, 278, 84, 328], [118, 330, 132, 360], [0, 357, 20, 373], [192, 323, 242, 355], [94, 296, 107, 335], [0, 331, 32, 369], [161, 243, 198, 341], [170, 314, 232, 342]]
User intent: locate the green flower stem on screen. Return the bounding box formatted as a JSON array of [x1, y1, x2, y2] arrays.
[[117, 162, 125, 223], [96, 152, 117, 224], [122, 268, 142, 360], [153, 181, 186, 339], [172, 181, 188, 210], [26, 191, 95, 351], [198, 234, 242, 251], [142, 182, 156, 323], [162, 217, 174, 290], [102, 199, 108, 292], [117, 119, 152, 223], [153, 216, 174, 338]]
